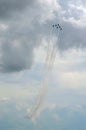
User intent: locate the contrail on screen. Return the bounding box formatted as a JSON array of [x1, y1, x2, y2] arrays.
[[29, 24, 62, 121]]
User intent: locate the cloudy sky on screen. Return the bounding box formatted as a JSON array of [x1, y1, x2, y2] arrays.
[[0, 0, 86, 129]]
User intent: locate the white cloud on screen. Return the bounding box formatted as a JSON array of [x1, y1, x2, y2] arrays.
[[53, 49, 86, 89], [0, 23, 8, 31], [57, 71, 86, 89], [62, 0, 86, 27], [0, 82, 38, 101], [0, 97, 10, 102]]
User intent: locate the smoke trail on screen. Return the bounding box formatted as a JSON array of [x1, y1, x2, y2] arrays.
[[28, 28, 54, 118], [29, 28, 58, 120], [29, 25, 61, 120], [44, 27, 55, 68]]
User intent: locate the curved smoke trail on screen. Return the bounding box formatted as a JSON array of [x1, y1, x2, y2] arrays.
[[29, 25, 61, 121]]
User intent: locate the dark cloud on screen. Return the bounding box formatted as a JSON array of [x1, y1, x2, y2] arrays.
[[0, 0, 86, 73], [0, 0, 35, 20], [0, 42, 33, 72], [0, 0, 42, 73], [0, 21, 43, 73]]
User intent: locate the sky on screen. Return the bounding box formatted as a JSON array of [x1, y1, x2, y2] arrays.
[[0, 0, 86, 129]]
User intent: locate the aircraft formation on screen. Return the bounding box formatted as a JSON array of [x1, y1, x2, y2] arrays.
[[52, 24, 62, 30]]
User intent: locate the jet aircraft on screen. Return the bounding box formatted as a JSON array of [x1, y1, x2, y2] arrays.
[[52, 24, 62, 30]]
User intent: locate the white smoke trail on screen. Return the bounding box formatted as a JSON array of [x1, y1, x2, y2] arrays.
[[29, 30, 57, 120], [28, 28, 54, 119], [29, 25, 61, 121]]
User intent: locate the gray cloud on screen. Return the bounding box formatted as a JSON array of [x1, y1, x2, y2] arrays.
[[0, 0, 43, 73], [0, 0, 86, 73], [0, 0, 36, 20], [57, 22, 86, 50], [0, 42, 33, 72]]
